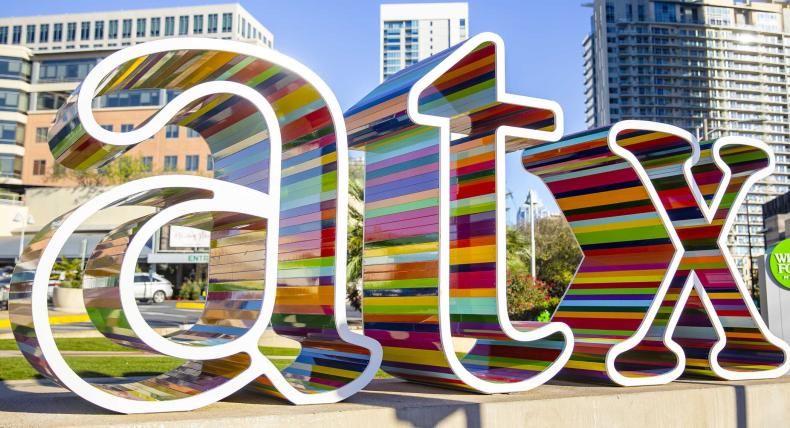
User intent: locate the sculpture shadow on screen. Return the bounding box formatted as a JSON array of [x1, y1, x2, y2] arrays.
[[223, 379, 483, 428], [0, 379, 113, 415]]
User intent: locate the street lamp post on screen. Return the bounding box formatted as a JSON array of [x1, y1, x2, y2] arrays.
[[13, 212, 35, 262], [525, 190, 537, 281]]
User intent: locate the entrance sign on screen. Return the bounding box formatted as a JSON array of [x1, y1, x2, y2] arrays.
[[7, 33, 789, 413]]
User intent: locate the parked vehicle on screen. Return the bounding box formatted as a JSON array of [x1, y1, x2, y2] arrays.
[[0, 276, 10, 310], [134, 272, 174, 304], [3, 271, 66, 302]]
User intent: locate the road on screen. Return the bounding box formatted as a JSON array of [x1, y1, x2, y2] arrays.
[[1, 301, 362, 335], [0, 301, 200, 335]]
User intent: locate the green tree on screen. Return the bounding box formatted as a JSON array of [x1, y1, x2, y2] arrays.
[[532, 216, 583, 297], [49, 155, 189, 186], [346, 159, 365, 311], [346, 179, 364, 311]]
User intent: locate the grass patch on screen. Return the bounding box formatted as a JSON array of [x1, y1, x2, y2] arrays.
[[0, 356, 184, 381], [0, 338, 301, 356], [258, 346, 299, 357], [0, 355, 391, 381], [1, 340, 392, 381], [0, 338, 133, 352]]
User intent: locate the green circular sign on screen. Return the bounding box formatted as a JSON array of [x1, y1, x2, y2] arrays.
[[769, 239, 790, 290]]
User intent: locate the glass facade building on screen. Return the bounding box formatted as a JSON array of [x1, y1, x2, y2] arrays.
[[585, 0, 790, 288], [379, 2, 468, 82], [0, 3, 273, 190]]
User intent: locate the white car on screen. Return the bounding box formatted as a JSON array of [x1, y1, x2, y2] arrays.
[[133, 272, 174, 304], [0, 276, 9, 310]]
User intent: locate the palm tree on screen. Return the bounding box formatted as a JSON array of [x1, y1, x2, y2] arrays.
[[346, 180, 364, 311]]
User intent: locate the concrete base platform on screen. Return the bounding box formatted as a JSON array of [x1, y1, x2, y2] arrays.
[[1, 376, 789, 427]]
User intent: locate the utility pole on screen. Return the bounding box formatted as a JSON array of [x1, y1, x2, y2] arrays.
[[526, 190, 537, 281]]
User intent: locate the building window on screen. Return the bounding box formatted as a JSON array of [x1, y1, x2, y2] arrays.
[[187, 128, 200, 138], [0, 121, 23, 145], [165, 124, 179, 139], [0, 154, 20, 178], [654, 2, 677, 23], [35, 92, 66, 110], [80, 21, 90, 40], [193, 15, 203, 34], [100, 124, 112, 131], [0, 90, 27, 112], [120, 123, 134, 133], [33, 159, 46, 176], [136, 18, 146, 37], [39, 24, 49, 43], [122, 19, 132, 38], [52, 23, 62, 42], [222, 13, 232, 32], [240, 18, 245, 35], [108, 20, 118, 39], [0, 57, 30, 80], [12, 25, 21, 44], [753, 11, 779, 32], [207, 14, 218, 33], [142, 156, 153, 172], [35, 127, 48, 143], [165, 17, 175, 36], [97, 88, 160, 108], [150, 17, 160, 36], [66, 22, 76, 41], [38, 58, 97, 82], [705, 6, 732, 26], [179, 15, 189, 35], [185, 154, 199, 171], [94, 21, 104, 39], [26, 25, 35, 43], [207, 154, 214, 171], [0, 27, 7, 44], [164, 155, 178, 171]]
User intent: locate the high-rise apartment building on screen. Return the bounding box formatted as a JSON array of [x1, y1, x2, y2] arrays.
[[585, 0, 790, 288], [380, 2, 468, 81], [0, 4, 272, 191]]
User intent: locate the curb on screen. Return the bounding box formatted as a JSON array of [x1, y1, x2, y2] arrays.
[[174, 301, 205, 310], [0, 314, 90, 330]]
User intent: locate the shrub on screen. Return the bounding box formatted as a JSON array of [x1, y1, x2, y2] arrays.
[[506, 272, 557, 321], [179, 279, 206, 300], [53, 258, 83, 289]]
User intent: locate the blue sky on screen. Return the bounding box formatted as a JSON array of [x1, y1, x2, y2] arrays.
[[4, 1, 592, 218]]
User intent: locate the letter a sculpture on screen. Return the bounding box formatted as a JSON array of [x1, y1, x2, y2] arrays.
[[346, 32, 574, 392], [10, 39, 382, 413]]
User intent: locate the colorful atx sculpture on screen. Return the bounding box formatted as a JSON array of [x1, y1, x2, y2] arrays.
[[7, 32, 790, 414]]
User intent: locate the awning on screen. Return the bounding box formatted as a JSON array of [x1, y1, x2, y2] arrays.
[[0, 233, 152, 262]]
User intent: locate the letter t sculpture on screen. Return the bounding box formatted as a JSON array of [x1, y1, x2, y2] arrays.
[[345, 33, 574, 393]]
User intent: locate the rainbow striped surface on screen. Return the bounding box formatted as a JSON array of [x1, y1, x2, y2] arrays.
[[346, 33, 573, 393], [9, 38, 379, 412], [522, 122, 789, 384]]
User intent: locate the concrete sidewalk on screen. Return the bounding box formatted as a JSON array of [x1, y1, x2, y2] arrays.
[[0, 376, 788, 427]]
